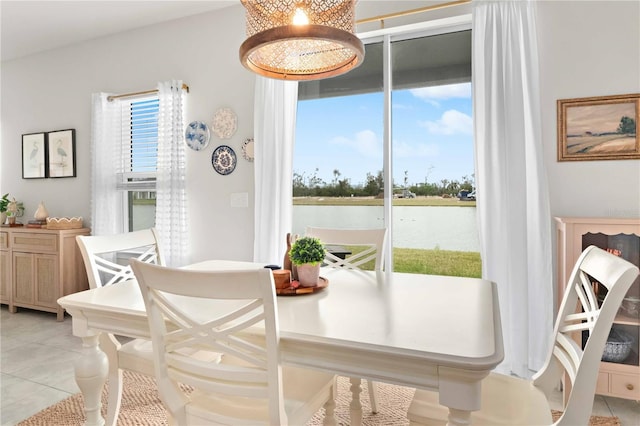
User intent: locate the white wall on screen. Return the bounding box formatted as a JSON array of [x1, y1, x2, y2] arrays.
[[1, 1, 638, 266], [537, 1, 640, 219], [1, 5, 256, 263]]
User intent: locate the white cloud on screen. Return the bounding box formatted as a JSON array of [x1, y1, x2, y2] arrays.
[[393, 140, 439, 158], [410, 83, 471, 105], [420, 110, 472, 135], [329, 129, 380, 157]]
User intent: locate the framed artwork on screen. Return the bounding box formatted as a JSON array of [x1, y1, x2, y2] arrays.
[[47, 129, 76, 177], [557, 93, 640, 161], [22, 132, 47, 178]]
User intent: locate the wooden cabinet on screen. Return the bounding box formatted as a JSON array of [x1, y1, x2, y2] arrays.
[[0, 231, 9, 304], [556, 217, 640, 401], [0, 227, 90, 321]]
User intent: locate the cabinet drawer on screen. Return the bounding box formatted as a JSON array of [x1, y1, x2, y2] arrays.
[[11, 233, 58, 252], [0, 232, 7, 249], [610, 373, 639, 398]]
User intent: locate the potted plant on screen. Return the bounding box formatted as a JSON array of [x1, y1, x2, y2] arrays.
[[0, 194, 8, 225], [0, 195, 25, 225], [289, 236, 326, 287]]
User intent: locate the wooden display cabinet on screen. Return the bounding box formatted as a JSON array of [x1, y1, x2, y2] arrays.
[[556, 217, 640, 401], [0, 227, 90, 321]]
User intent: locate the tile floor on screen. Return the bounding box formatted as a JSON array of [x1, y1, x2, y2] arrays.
[[1, 306, 639, 425]]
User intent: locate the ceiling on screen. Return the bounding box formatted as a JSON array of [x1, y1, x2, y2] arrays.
[[0, 1, 236, 62]]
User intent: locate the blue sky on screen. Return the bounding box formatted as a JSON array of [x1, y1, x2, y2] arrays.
[[294, 82, 474, 187]]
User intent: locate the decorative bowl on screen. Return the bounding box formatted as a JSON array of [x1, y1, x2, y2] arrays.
[[46, 217, 83, 229], [602, 328, 635, 363]]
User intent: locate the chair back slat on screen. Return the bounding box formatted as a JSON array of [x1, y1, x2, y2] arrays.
[[533, 245, 638, 426], [305, 227, 387, 271], [131, 261, 288, 425], [76, 228, 163, 289]]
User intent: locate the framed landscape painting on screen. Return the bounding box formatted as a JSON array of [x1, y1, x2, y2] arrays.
[[22, 132, 47, 178], [47, 129, 76, 177], [557, 93, 640, 161]]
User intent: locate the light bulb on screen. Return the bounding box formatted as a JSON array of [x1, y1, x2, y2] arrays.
[[292, 7, 309, 25]]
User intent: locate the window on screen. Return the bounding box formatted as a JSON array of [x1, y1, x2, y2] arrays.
[[294, 23, 479, 276], [116, 96, 159, 231]]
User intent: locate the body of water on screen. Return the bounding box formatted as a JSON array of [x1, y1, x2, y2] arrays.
[[136, 204, 480, 252], [293, 205, 480, 252]]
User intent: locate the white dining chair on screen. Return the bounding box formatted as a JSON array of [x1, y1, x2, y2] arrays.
[[131, 260, 337, 425], [407, 245, 639, 426], [306, 226, 387, 271], [76, 229, 169, 425], [305, 226, 387, 413]]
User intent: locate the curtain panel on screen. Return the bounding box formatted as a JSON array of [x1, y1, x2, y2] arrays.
[[156, 80, 188, 267], [90, 93, 124, 236], [472, 0, 553, 377], [253, 77, 299, 264]]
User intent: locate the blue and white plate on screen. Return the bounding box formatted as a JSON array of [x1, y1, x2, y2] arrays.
[[211, 145, 237, 175], [185, 121, 210, 151]]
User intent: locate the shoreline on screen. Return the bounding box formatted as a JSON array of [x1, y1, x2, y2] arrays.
[[293, 196, 476, 207]]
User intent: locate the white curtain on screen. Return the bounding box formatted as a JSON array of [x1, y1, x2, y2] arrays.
[[472, 0, 553, 377], [90, 93, 124, 236], [253, 77, 299, 264], [156, 80, 188, 267]]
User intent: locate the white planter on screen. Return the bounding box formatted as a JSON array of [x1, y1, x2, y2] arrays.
[[296, 263, 320, 287]]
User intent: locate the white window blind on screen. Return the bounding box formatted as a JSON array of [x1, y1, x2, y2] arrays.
[[116, 96, 159, 191]]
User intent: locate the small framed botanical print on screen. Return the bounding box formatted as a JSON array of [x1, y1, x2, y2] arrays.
[[22, 132, 47, 179], [47, 129, 76, 177]]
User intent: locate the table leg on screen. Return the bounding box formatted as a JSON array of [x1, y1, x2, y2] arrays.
[[74, 334, 109, 426], [349, 377, 363, 426], [446, 408, 472, 426], [438, 366, 486, 426]]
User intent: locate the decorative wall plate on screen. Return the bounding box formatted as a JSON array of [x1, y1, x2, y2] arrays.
[[241, 138, 254, 162], [184, 121, 210, 151], [212, 107, 237, 139], [211, 145, 237, 175]]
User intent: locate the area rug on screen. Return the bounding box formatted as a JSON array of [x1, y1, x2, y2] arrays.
[[18, 371, 620, 426]]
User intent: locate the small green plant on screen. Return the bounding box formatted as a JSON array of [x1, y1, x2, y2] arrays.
[[0, 194, 25, 217], [289, 237, 326, 266], [0, 194, 9, 213]]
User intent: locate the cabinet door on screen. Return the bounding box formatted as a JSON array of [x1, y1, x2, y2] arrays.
[[34, 254, 58, 308], [0, 250, 9, 303], [13, 252, 34, 305]]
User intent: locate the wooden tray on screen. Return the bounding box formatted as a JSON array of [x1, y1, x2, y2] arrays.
[[276, 276, 328, 296]]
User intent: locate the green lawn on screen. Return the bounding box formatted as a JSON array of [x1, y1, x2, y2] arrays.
[[345, 246, 482, 278]]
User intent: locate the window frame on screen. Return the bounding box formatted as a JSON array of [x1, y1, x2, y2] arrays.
[[294, 15, 473, 270], [117, 95, 159, 232]]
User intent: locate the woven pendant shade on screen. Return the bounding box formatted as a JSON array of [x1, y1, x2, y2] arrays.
[[239, 0, 364, 80]]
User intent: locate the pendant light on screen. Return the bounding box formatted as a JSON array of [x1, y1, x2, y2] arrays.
[[239, 0, 365, 81]]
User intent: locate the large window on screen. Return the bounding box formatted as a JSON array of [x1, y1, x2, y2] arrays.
[[294, 24, 479, 276], [117, 96, 158, 231]]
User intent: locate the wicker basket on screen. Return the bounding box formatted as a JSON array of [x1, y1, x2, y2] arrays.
[[602, 328, 635, 363], [46, 217, 83, 230]]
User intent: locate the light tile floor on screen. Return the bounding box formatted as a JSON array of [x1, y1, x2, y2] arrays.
[[1, 306, 639, 425]]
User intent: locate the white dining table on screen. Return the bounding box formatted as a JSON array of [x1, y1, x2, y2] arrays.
[[57, 260, 503, 426]]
